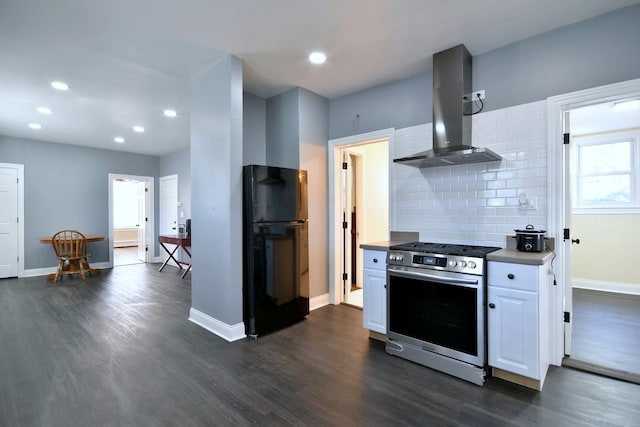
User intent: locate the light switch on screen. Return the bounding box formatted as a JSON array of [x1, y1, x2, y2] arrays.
[[180, 211, 184, 218]]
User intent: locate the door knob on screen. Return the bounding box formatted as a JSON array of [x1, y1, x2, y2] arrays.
[[572, 238, 580, 244], [489, 303, 496, 309]]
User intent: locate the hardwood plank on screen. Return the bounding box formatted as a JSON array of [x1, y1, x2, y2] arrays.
[[1, 265, 639, 426], [569, 288, 640, 380]]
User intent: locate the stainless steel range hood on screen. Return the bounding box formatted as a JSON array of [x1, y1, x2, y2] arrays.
[[394, 44, 502, 168]]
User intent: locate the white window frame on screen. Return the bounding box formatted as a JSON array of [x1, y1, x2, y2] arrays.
[[572, 129, 640, 214]]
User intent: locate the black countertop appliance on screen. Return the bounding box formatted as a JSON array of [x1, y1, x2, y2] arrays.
[[515, 224, 546, 252], [243, 165, 309, 338]]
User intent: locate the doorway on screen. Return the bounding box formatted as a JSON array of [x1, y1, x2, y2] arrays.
[[328, 129, 393, 308], [342, 150, 364, 307], [0, 163, 24, 278], [548, 77, 640, 380], [564, 98, 640, 381], [108, 174, 153, 267]]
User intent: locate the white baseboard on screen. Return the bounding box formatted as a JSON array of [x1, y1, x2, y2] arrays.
[[189, 308, 246, 342], [24, 261, 113, 278], [573, 278, 640, 296], [114, 240, 138, 248], [24, 267, 57, 278], [310, 293, 331, 311]]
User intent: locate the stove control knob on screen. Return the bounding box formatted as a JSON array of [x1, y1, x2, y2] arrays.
[[467, 261, 476, 269], [389, 254, 396, 261], [449, 260, 457, 267], [458, 261, 467, 268], [397, 255, 404, 262]]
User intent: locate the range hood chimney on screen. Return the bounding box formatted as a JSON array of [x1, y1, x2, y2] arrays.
[[394, 44, 502, 168]]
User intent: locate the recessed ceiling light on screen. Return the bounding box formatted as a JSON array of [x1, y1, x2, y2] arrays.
[[613, 99, 640, 111], [133, 125, 145, 133], [51, 81, 70, 91], [163, 109, 178, 118], [28, 123, 42, 129], [114, 137, 125, 143], [37, 107, 53, 115], [309, 51, 327, 65]]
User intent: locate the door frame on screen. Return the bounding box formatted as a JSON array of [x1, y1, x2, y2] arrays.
[[547, 77, 640, 363], [0, 163, 24, 278], [108, 173, 154, 266], [328, 128, 395, 305], [159, 174, 179, 266]]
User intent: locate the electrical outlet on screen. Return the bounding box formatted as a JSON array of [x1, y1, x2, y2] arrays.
[[463, 90, 485, 102], [472, 90, 485, 101]]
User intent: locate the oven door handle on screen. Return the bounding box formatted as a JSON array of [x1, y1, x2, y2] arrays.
[[388, 267, 479, 286]]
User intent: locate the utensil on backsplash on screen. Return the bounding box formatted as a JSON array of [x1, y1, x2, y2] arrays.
[[514, 224, 546, 252]]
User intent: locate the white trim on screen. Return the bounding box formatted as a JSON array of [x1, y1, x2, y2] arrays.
[[113, 240, 138, 248], [188, 308, 246, 342], [0, 163, 24, 278], [310, 293, 330, 311], [573, 278, 640, 296], [328, 128, 395, 306], [24, 261, 111, 278], [547, 77, 640, 363]]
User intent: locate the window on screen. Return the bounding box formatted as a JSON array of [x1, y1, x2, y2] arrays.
[[572, 131, 639, 212]]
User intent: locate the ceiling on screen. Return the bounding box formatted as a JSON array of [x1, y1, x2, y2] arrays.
[[1, 0, 638, 156]]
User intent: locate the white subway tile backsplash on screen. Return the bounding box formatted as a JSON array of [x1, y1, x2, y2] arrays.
[[391, 99, 548, 247]]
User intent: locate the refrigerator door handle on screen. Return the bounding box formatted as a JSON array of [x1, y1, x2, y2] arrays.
[[256, 220, 307, 226]]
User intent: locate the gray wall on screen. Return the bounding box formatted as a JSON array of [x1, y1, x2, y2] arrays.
[[0, 135, 159, 269], [329, 3, 640, 139], [266, 88, 300, 169], [159, 148, 191, 221], [298, 88, 330, 298], [190, 55, 244, 327], [474, 3, 640, 112], [330, 72, 431, 140], [243, 92, 267, 165]]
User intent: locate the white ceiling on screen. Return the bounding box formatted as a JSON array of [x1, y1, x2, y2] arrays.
[[1, 0, 638, 156]]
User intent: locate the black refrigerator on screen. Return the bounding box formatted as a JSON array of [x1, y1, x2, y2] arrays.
[[243, 165, 310, 338]]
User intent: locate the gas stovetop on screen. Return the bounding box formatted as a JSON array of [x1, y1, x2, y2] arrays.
[[387, 242, 502, 275], [389, 242, 502, 258]]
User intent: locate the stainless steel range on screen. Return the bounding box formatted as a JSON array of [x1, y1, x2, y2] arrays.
[[385, 242, 501, 385]]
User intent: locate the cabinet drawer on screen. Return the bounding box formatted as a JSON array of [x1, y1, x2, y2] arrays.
[[363, 250, 386, 271], [488, 261, 538, 292]]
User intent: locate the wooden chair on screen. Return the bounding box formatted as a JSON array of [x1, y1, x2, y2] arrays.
[[51, 230, 90, 282]]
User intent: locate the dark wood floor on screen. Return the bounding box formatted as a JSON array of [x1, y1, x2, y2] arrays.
[[1, 265, 639, 426], [568, 288, 640, 380]]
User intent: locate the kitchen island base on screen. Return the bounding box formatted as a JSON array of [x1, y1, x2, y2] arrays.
[[492, 367, 542, 391], [368, 330, 386, 342]]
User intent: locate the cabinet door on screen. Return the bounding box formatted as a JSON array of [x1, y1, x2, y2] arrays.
[[488, 286, 539, 378], [363, 268, 386, 334]]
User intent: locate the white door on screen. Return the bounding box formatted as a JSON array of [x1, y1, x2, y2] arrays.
[[562, 110, 574, 355], [160, 175, 179, 264], [341, 151, 354, 304], [137, 181, 150, 262], [0, 166, 18, 278]]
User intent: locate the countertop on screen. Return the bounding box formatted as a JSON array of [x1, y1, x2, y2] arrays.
[[487, 248, 555, 265], [359, 241, 406, 251], [361, 236, 556, 265]]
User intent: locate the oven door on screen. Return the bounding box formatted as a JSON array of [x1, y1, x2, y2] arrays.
[[387, 265, 486, 367]]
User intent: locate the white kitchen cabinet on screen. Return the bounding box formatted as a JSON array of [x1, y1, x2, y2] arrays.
[[362, 249, 387, 334], [488, 260, 551, 390]]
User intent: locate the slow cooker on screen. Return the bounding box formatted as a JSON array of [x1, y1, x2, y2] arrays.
[[514, 224, 546, 252]]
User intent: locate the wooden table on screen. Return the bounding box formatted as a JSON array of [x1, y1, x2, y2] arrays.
[[40, 235, 106, 280], [158, 234, 192, 279]]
